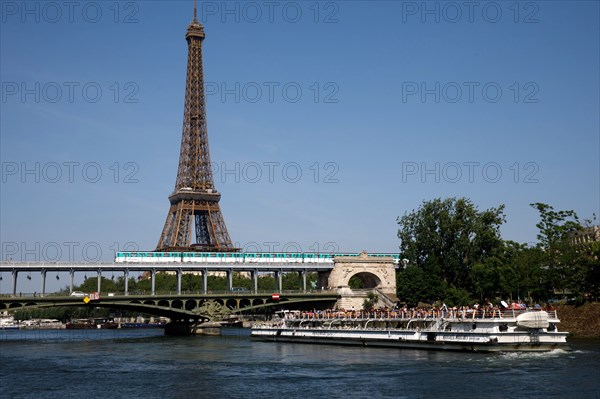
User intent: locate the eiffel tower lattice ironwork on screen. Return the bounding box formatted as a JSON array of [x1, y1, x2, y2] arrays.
[[156, 1, 235, 252]]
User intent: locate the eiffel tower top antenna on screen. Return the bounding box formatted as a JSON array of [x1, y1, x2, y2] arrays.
[[193, 0, 198, 23]]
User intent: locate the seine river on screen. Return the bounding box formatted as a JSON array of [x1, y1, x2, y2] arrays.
[[1, 329, 598, 399]]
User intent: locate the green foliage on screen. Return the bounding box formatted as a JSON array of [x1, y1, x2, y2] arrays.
[[281, 273, 302, 290], [580, 242, 600, 300], [257, 276, 276, 291], [397, 197, 505, 303], [363, 292, 378, 310], [396, 199, 597, 305], [530, 202, 581, 249], [444, 286, 471, 307], [14, 306, 110, 322], [529, 203, 598, 301], [349, 275, 364, 289], [207, 275, 227, 291], [396, 265, 446, 305], [500, 243, 546, 302]]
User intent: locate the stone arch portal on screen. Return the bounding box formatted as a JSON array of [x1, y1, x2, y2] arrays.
[[327, 252, 397, 310]]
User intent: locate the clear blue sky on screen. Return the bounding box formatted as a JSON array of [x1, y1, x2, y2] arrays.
[[1, 1, 599, 292]]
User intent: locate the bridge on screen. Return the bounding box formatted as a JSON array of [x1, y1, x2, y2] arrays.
[[0, 253, 399, 330], [0, 291, 339, 324], [0, 261, 335, 297]]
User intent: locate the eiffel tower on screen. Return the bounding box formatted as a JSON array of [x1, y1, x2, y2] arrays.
[[156, 1, 235, 252]]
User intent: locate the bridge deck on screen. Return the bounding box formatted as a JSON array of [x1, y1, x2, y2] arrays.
[[0, 262, 337, 272]]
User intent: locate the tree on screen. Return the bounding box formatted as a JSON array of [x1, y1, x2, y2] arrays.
[[529, 203, 588, 299], [530, 203, 581, 248], [578, 241, 600, 300], [397, 197, 506, 303]]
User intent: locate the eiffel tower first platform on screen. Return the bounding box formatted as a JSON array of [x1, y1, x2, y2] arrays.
[[156, 1, 236, 253]]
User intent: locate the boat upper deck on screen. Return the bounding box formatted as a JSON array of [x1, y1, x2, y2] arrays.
[[281, 308, 560, 323]]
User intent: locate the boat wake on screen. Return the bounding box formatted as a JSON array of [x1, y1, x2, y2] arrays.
[[498, 348, 569, 359]]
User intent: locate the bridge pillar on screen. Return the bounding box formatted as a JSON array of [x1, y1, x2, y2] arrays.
[[41, 269, 46, 297], [69, 270, 74, 294], [177, 268, 182, 295], [317, 271, 329, 291], [276, 270, 282, 293], [301, 270, 307, 292], [151, 269, 156, 295], [252, 269, 258, 293], [124, 270, 129, 295], [12, 270, 17, 296], [227, 269, 233, 291], [97, 270, 102, 294], [202, 269, 207, 294]]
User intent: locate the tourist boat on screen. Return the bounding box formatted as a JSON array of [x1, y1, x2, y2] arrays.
[[66, 318, 119, 329], [121, 322, 166, 329], [0, 317, 20, 330], [20, 319, 64, 329], [66, 319, 97, 329], [251, 308, 570, 352]]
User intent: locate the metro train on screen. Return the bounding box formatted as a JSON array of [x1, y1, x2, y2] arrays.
[[115, 252, 401, 264]]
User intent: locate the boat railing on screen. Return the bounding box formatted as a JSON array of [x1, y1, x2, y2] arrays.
[[290, 309, 558, 322]]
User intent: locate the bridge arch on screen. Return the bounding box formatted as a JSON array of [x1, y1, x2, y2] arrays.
[[347, 271, 382, 289], [158, 299, 169, 307], [239, 298, 252, 308], [225, 298, 237, 309], [172, 299, 184, 309], [185, 299, 197, 310]]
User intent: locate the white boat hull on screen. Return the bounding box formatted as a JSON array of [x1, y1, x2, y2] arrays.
[[251, 327, 569, 352]]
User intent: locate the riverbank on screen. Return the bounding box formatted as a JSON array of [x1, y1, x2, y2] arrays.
[[556, 303, 600, 338]]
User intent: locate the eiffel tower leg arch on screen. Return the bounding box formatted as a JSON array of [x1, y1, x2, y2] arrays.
[[158, 197, 235, 252]]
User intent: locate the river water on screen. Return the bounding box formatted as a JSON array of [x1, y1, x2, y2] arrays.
[[1, 328, 598, 399]]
